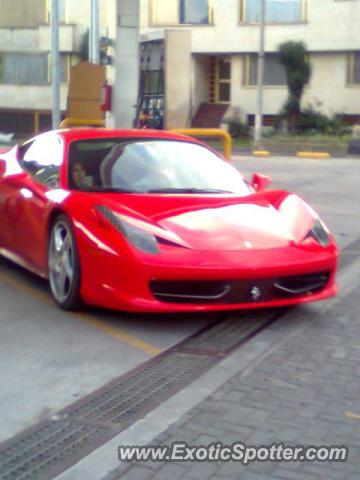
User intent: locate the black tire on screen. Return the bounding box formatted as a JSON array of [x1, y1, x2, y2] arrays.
[[48, 214, 82, 310]]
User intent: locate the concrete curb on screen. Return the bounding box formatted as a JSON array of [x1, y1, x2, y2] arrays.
[[250, 150, 332, 159], [54, 254, 360, 480]]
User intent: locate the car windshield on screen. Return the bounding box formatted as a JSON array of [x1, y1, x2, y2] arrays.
[[68, 139, 250, 195]]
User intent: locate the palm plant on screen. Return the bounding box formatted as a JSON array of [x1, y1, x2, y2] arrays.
[[277, 41, 311, 134]]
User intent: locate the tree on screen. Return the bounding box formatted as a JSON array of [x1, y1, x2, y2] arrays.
[[79, 30, 89, 62], [277, 41, 311, 134]]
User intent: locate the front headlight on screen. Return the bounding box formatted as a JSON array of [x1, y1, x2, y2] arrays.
[[96, 205, 159, 254], [304, 219, 330, 246], [121, 221, 159, 254]]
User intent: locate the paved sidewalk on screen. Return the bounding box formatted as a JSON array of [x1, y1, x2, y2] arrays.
[[104, 275, 360, 479]]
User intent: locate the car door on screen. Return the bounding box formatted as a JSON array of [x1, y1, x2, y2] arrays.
[[0, 145, 29, 253], [2, 133, 64, 273]]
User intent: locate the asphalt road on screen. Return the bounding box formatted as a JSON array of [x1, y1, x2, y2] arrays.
[[0, 155, 359, 479]]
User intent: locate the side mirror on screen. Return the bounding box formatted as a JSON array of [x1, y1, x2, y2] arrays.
[[251, 173, 271, 192]]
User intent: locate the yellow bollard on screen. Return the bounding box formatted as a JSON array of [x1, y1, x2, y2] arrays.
[[170, 128, 232, 161], [60, 118, 105, 128], [296, 151, 331, 159], [34, 111, 40, 135]]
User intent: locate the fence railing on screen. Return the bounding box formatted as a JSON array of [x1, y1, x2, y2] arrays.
[[0, 110, 54, 137]]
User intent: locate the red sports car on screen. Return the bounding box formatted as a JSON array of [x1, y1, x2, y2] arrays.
[[0, 129, 338, 312]]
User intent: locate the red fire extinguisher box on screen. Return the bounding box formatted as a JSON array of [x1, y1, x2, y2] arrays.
[[100, 82, 112, 112]]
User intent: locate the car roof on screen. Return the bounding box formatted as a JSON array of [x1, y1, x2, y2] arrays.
[[54, 128, 202, 144]]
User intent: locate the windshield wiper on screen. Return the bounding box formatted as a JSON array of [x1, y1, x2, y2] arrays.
[[147, 188, 233, 194], [80, 187, 135, 193]]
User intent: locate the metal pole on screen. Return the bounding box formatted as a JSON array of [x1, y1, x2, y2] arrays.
[[51, 0, 61, 129], [111, 0, 140, 128], [90, 0, 100, 64], [254, 0, 266, 146]]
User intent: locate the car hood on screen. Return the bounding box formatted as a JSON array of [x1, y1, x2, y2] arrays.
[[158, 202, 294, 250], [89, 192, 307, 251]]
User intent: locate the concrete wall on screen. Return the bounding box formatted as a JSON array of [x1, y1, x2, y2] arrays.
[[0, 0, 107, 30], [302, 53, 360, 116], [191, 55, 210, 117], [230, 55, 287, 117], [0, 0, 109, 114], [0, 85, 68, 110], [105, 0, 140, 128], [2, 46, 356, 119], [141, 0, 360, 52], [0, 25, 75, 52], [0, 0, 108, 53], [164, 29, 192, 129], [0, 0, 46, 28], [0, 29, 39, 52], [39, 25, 75, 51], [67, 0, 108, 50], [141, 0, 360, 119], [221, 53, 360, 118], [1, 0, 359, 121]]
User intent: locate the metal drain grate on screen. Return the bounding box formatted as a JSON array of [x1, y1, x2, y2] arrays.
[[176, 311, 277, 354], [0, 311, 279, 480], [0, 420, 111, 480], [62, 352, 215, 426]]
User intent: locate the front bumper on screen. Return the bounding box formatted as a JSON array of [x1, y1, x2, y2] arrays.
[[79, 238, 338, 313]]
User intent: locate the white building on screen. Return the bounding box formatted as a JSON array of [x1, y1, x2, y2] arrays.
[[0, 0, 106, 135], [1, 0, 360, 133], [136, 0, 360, 128]]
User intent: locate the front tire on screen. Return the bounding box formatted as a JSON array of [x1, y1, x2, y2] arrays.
[[48, 215, 82, 310]]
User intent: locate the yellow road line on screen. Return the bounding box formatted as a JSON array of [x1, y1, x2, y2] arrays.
[[0, 270, 53, 305], [0, 270, 161, 356], [73, 313, 161, 356], [345, 411, 360, 421]]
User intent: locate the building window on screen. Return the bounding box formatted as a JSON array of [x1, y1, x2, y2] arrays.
[[60, 54, 70, 83], [216, 57, 231, 103], [151, 0, 212, 25], [241, 0, 305, 23], [348, 52, 360, 85], [180, 0, 209, 24], [0, 52, 70, 85], [0, 53, 48, 85], [244, 53, 287, 86]]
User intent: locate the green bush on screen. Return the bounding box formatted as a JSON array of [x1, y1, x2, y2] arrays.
[[262, 127, 276, 138], [222, 118, 250, 138], [297, 107, 346, 135]]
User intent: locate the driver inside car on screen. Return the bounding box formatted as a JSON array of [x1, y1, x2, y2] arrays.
[[72, 161, 93, 188]]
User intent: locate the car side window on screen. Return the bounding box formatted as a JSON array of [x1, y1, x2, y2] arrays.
[[21, 134, 63, 189]]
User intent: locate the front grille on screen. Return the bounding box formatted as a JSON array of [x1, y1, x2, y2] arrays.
[[274, 272, 330, 296], [149, 281, 231, 301], [149, 272, 331, 304]]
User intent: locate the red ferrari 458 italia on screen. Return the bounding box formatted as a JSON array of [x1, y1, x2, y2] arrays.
[[0, 129, 338, 312]]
